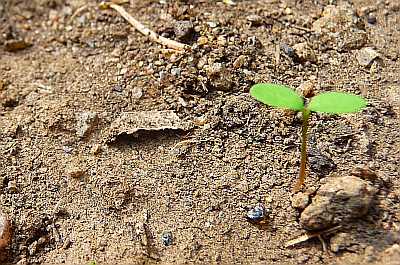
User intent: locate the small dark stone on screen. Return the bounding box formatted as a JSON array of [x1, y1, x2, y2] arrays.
[[366, 16, 376, 24], [244, 204, 267, 225], [161, 231, 172, 246], [173, 21, 194, 43], [279, 43, 295, 58], [114, 85, 122, 92]]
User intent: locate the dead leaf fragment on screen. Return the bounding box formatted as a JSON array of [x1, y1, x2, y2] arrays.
[[354, 47, 383, 67], [106, 110, 192, 142], [76, 112, 98, 138]]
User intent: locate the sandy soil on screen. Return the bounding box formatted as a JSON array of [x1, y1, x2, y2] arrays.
[[0, 0, 399, 264]]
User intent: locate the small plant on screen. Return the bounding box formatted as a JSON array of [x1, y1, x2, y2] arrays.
[[250, 83, 365, 191]]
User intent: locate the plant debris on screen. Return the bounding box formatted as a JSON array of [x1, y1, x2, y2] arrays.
[[106, 110, 192, 142]]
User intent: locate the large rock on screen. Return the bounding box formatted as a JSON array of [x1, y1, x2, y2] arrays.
[[300, 176, 375, 231]]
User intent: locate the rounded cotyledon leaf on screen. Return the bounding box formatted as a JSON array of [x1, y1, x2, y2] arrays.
[[308, 92, 366, 113], [250, 83, 304, 111]]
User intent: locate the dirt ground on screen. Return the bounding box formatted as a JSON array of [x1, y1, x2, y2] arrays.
[[0, 0, 399, 264]]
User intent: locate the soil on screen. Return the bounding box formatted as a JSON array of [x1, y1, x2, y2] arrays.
[[0, 0, 399, 264]]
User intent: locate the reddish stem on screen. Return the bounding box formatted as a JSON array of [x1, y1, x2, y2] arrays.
[[293, 108, 310, 192]]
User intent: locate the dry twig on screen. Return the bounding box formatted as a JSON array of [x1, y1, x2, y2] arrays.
[[284, 225, 341, 248], [68, 2, 190, 50], [108, 3, 190, 50], [68, 4, 90, 24]]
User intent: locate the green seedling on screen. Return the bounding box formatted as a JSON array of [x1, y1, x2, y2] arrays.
[[250, 83, 365, 191]]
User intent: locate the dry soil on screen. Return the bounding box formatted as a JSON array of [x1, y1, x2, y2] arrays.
[[0, 0, 399, 264]]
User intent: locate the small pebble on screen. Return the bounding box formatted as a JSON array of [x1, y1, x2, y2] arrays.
[[296, 81, 315, 97], [311, 5, 367, 51], [62, 238, 72, 249], [217, 36, 226, 46], [69, 168, 84, 178], [62, 146, 73, 153], [7, 181, 20, 193], [363, 245, 375, 262], [204, 62, 232, 91], [284, 7, 292, 15], [4, 39, 27, 52], [91, 144, 102, 155], [366, 16, 376, 24], [207, 22, 217, 28], [291, 192, 310, 210], [197, 36, 208, 45], [161, 231, 172, 246], [159, 71, 173, 86], [114, 85, 122, 92], [293, 42, 316, 63], [246, 14, 262, 26], [49, 10, 59, 21], [171, 68, 181, 76], [131, 87, 143, 99], [119, 68, 128, 75], [244, 204, 267, 225], [279, 43, 295, 58], [93, 57, 103, 67], [173, 21, 194, 42], [233, 55, 248, 69]]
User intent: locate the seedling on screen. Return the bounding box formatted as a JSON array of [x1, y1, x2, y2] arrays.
[[250, 83, 365, 191]]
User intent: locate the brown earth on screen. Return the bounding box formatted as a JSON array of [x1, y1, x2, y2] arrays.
[[0, 0, 399, 264]]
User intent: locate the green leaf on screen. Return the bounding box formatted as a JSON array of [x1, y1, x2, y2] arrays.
[[250, 84, 304, 111], [308, 92, 366, 113]]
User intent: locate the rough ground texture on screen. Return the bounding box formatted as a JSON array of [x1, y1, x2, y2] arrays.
[[0, 0, 399, 264]]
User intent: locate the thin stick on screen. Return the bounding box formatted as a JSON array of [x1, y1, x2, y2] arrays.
[[68, 4, 90, 24], [284, 225, 341, 248], [317, 235, 328, 252], [109, 3, 190, 50]]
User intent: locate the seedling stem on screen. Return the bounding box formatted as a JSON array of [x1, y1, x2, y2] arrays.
[[294, 109, 310, 191]]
